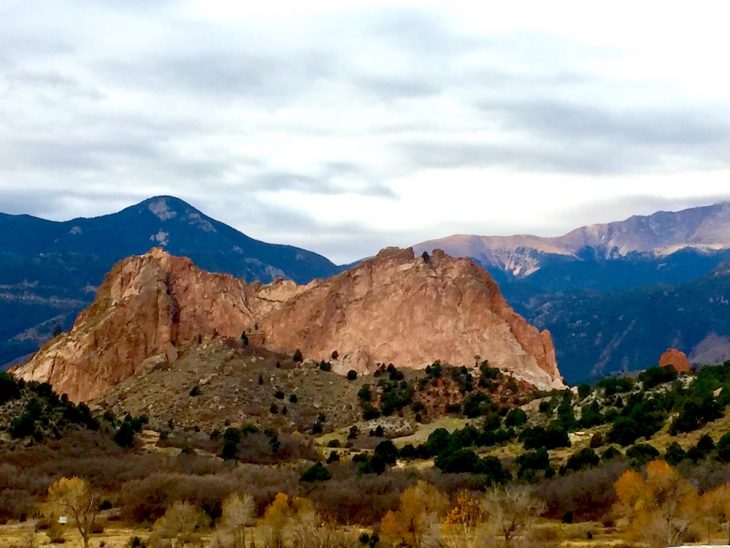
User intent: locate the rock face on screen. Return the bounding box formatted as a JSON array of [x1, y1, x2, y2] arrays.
[[14, 247, 564, 401], [659, 348, 692, 373]]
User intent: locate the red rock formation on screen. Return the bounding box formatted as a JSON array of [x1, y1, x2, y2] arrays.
[[14, 247, 564, 401], [659, 348, 692, 373], [12, 249, 258, 401]]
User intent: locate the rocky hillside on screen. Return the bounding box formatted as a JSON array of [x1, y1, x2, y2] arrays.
[[13, 247, 564, 401], [0, 196, 339, 367]]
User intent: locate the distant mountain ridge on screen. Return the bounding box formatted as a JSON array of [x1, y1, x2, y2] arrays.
[[0, 196, 340, 366], [415, 201, 730, 382], [415, 202, 730, 278]]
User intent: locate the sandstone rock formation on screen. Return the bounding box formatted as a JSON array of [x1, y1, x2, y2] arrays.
[[659, 348, 692, 373], [14, 247, 564, 401]]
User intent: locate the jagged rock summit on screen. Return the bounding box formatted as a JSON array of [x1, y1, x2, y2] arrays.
[[14, 247, 564, 401]]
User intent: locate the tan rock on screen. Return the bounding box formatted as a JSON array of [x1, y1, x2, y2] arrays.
[[659, 348, 692, 373], [14, 247, 565, 401]]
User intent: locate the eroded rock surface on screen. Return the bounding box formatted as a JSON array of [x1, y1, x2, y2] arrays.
[[14, 247, 564, 400]]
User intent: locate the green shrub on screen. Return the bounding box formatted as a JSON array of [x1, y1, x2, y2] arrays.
[[504, 408, 527, 427], [373, 440, 398, 466], [520, 425, 570, 450], [718, 432, 730, 462], [665, 442, 687, 466], [577, 383, 592, 400], [463, 392, 492, 418], [113, 421, 136, 448], [565, 448, 599, 472], [0, 372, 21, 405], [300, 462, 331, 482], [639, 365, 677, 389], [626, 443, 659, 466]]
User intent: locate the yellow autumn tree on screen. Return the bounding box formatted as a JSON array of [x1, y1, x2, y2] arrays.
[[614, 459, 697, 547], [259, 492, 332, 548], [442, 490, 489, 548], [381, 481, 448, 547], [46, 477, 99, 548], [260, 493, 292, 548], [698, 483, 730, 545]]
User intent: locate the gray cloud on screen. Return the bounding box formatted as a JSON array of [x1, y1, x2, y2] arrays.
[[2, 1, 730, 262], [101, 50, 337, 103], [248, 163, 397, 198], [398, 99, 730, 175], [482, 99, 730, 146]]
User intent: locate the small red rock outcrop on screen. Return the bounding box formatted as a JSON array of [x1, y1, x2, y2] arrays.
[[14, 247, 565, 401], [659, 348, 692, 373]]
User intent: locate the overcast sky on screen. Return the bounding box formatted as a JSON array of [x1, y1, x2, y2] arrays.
[[2, 1, 730, 263]]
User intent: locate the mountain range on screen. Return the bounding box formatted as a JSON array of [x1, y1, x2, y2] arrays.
[[0, 196, 339, 366], [5, 197, 730, 384], [415, 202, 730, 381], [415, 202, 730, 281]]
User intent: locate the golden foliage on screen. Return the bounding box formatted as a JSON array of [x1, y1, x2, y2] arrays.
[[442, 491, 491, 548], [698, 483, 730, 545], [46, 476, 99, 548], [259, 492, 341, 548], [614, 459, 697, 547], [444, 490, 486, 528], [381, 481, 448, 547]]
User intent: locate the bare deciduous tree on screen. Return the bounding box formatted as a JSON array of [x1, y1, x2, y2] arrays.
[[219, 492, 255, 547], [483, 485, 546, 546], [152, 500, 209, 546]]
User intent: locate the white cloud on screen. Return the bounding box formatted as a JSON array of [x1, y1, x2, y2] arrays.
[[2, 0, 730, 263]]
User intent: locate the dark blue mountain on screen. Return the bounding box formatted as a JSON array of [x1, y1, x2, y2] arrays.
[[0, 196, 339, 366], [522, 262, 730, 383]]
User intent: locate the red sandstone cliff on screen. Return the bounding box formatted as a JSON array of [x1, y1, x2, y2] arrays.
[[14, 247, 564, 401]]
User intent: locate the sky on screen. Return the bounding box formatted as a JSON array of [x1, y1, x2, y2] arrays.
[[2, 1, 730, 263]]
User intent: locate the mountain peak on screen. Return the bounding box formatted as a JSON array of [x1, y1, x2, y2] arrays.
[[144, 196, 185, 221], [416, 201, 730, 279]]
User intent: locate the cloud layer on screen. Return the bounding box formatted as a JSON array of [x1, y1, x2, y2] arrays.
[[2, 0, 730, 262]]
